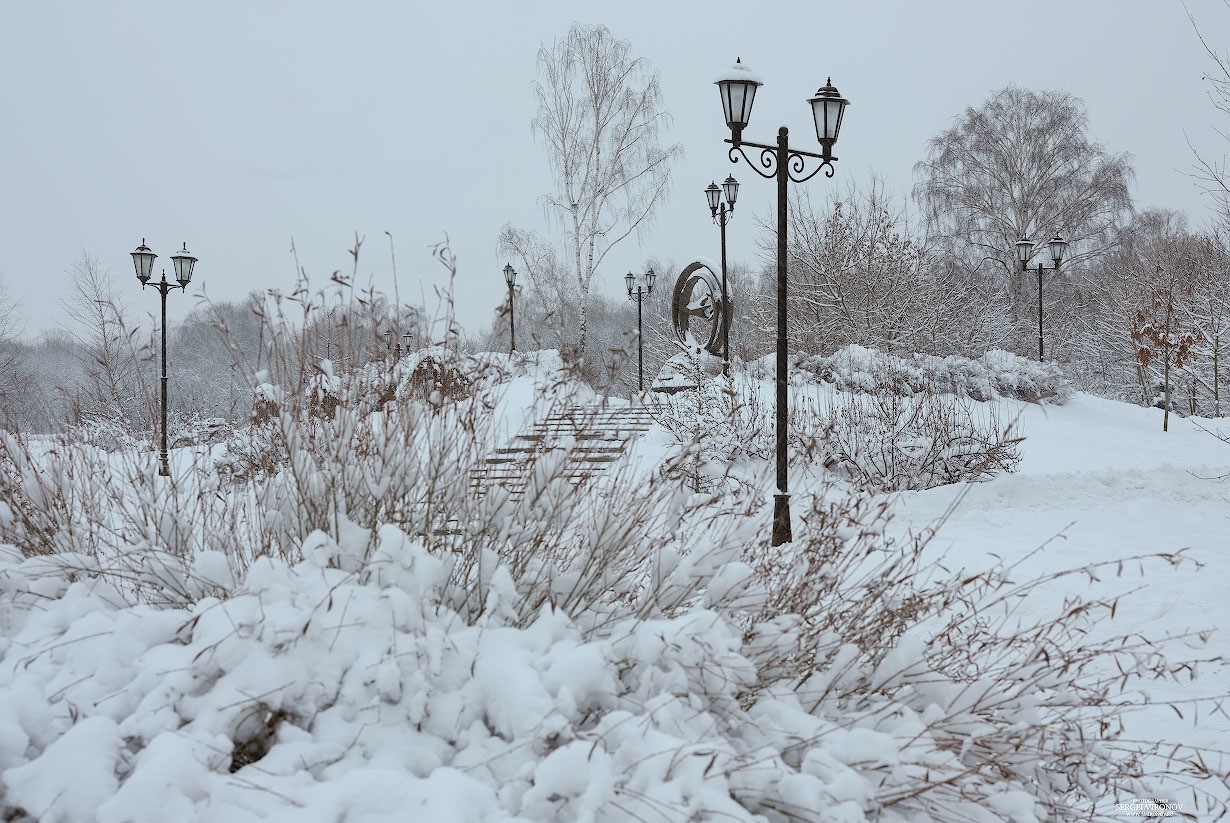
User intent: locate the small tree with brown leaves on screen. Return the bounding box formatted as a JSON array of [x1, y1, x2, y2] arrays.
[[1131, 265, 1204, 431]]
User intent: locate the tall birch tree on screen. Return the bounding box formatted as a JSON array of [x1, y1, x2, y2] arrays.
[[500, 23, 682, 359]]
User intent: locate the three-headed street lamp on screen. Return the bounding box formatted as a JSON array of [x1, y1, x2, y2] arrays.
[[130, 239, 197, 477], [503, 263, 517, 355], [625, 268, 657, 393], [1015, 232, 1068, 362], [716, 58, 850, 546], [705, 175, 739, 377]]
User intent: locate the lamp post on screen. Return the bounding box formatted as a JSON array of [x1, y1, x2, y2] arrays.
[[716, 58, 850, 546], [503, 263, 517, 355], [402, 330, 413, 354], [625, 268, 657, 392], [131, 239, 197, 477], [1015, 233, 1068, 362], [705, 175, 739, 376]]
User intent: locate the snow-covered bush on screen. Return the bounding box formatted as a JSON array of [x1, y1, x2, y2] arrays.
[[1, 482, 1222, 821], [650, 372, 1021, 494], [795, 344, 1074, 404], [170, 416, 231, 449], [804, 390, 1023, 492], [647, 378, 774, 492]]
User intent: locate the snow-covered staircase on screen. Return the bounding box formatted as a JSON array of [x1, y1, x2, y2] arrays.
[[470, 402, 653, 500]]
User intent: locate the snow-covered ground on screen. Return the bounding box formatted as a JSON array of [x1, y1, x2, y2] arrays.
[[885, 395, 1230, 808], [1, 357, 1228, 821]]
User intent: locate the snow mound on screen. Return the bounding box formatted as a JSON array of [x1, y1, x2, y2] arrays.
[[0, 526, 1046, 823]]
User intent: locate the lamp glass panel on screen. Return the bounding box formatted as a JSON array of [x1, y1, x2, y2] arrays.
[[825, 98, 845, 141], [809, 98, 825, 143], [739, 82, 757, 126]]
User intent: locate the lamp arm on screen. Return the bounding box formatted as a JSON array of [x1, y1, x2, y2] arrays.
[[726, 139, 835, 183], [787, 150, 835, 183], [728, 143, 778, 180]]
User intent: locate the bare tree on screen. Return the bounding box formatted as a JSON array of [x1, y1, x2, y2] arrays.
[[497, 225, 576, 350], [1188, 1, 1230, 222], [1187, 228, 1230, 415], [765, 180, 936, 355], [0, 277, 30, 429], [500, 23, 682, 361], [914, 85, 1135, 321], [59, 253, 155, 432]]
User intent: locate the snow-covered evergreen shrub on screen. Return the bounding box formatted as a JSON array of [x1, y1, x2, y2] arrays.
[[795, 344, 1074, 404]]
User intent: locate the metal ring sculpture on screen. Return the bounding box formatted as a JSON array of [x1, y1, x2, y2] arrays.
[[671, 261, 730, 356]]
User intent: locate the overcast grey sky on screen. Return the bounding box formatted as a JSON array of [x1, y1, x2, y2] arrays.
[[1, 0, 1227, 343]]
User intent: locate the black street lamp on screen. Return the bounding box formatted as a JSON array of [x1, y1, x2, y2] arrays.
[[625, 268, 657, 392], [1015, 232, 1068, 362], [131, 239, 197, 477], [402, 330, 413, 354], [503, 263, 517, 355], [705, 175, 739, 376], [716, 58, 850, 546]]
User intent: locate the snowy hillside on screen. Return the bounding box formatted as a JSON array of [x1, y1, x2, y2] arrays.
[[1, 352, 1228, 822]]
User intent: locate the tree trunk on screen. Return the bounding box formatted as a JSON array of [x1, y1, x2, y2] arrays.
[[1163, 293, 1173, 432], [578, 295, 588, 365], [1215, 334, 1221, 417], [1163, 353, 1170, 432]]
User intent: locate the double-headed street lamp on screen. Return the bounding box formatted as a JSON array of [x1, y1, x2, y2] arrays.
[[503, 263, 517, 355], [130, 240, 197, 477], [1015, 232, 1068, 362], [705, 175, 739, 376], [384, 329, 414, 359], [716, 58, 850, 546], [625, 268, 657, 392]]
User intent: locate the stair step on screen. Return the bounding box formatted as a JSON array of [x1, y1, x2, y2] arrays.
[[471, 403, 654, 498]]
